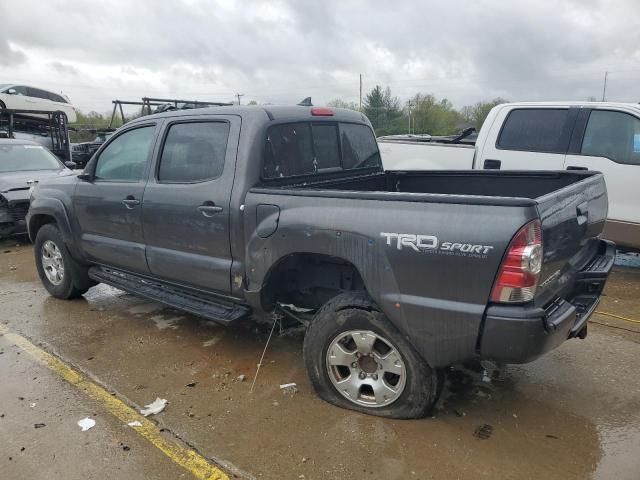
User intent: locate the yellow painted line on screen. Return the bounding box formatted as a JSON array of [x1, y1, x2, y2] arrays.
[[0, 324, 229, 480], [594, 310, 640, 325]]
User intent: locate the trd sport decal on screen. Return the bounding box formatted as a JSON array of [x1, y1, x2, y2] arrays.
[[380, 232, 494, 257]]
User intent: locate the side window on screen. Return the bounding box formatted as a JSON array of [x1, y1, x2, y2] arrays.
[[11, 86, 28, 95], [27, 88, 48, 100], [94, 126, 155, 182], [497, 109, 569, 153], [158, 122, 230, 183], [340, 123, 381, 169], [48, 92, 66, 103], [581, 110, 640, 165], [264, 123, 314, 178], [311, 124, 340, 170]]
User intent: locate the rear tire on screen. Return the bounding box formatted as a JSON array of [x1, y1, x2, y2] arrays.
[[34, 224, 92, 299], [303, 292, 438, 419]]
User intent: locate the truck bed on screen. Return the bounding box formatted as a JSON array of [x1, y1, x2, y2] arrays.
[[257, 170, 600, 204]]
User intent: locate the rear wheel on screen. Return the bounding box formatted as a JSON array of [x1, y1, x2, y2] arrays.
[[303, 292, 438, 419], [34, 224, 92, 299]]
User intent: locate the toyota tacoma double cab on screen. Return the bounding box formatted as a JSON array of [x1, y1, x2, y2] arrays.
[[27, 105, 614, 418]]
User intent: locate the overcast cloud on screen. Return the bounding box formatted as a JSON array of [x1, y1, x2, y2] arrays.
[[1, 0, 639, 113]]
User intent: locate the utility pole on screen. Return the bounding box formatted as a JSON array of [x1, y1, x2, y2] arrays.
[[236, 93, 244, 105], [359, 74, 363, 111], [407, 101, 414, 135], [601, 72, 608, 102]]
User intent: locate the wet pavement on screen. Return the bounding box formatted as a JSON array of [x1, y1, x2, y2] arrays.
[[1, 237, 640, 479]]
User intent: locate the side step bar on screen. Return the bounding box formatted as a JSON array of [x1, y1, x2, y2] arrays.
[[88, 267, 250, 325]]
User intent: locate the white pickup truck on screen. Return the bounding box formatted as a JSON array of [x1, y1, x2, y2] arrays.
[[379, 102, 640, 249]]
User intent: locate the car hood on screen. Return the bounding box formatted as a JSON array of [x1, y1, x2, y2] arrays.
[[0, 169, 73, 194]]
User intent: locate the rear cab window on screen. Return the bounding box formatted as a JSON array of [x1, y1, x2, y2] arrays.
[[263, 121, 380, 179], [497, 109, 570, 153]]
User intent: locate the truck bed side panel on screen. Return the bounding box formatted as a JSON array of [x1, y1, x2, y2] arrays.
[[535, 173, 608, 306], [244, 191, 536, 367]]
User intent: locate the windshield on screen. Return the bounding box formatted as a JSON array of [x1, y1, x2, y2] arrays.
[[0, 84, 11, 92], [0, 144, 62, 173]]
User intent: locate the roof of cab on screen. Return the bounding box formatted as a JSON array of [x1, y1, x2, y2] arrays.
[[127, 105, 369, 125]]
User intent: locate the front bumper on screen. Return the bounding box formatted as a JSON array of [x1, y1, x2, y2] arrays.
[[0, 196, 30, 237], [479, 239, 615, 364]]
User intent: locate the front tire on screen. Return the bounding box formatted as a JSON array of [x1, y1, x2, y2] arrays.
[[34, 224, 91, 299], [303, 292, 438, 419]]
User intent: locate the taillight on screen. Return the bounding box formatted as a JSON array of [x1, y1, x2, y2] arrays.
[[311, 107, 334, 116], [490, 219, 543, 303]]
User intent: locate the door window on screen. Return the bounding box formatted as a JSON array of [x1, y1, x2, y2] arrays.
[[158, 122, 230, 183], [497, 109, 569, 153], [10, 86, 28, 95], [581, 110, 640, 165], [94, 126, 155, 182]]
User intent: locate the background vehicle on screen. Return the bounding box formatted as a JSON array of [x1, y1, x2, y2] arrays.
[[0, 84, 77, 122], [27, 106, 614, 418], [379, 102, 640, 249], [0, 139, 75, 238]]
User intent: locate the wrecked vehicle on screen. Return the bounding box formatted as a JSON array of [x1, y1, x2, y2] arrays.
[[0, 139, 75, 238], [71, 129, 115, 167], [27, 106, 614, 418]]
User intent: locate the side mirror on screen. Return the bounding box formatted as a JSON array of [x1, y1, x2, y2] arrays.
[[77, 172, 93, 182], [7, 88, 16, 95], [64, 161, 77, 169]]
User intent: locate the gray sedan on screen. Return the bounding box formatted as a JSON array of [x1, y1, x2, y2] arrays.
[[0, 139, 75, 238]]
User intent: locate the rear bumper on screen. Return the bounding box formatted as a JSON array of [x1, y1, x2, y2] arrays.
[[479, 239, 615, 364]]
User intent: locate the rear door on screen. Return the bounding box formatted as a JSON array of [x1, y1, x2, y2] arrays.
[[141, 115, 240, 293], [564, 107, 640, 247], [74, 123, 158, 273], [478, 106, 576, 170]]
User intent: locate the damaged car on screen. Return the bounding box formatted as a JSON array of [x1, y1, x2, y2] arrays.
[[0, 139, 75, 238]]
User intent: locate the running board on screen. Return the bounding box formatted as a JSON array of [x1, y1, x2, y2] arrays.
[[88, 267, 250, 325]]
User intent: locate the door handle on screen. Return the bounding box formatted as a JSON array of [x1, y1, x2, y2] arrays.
[[567, 166, 588, 171], [198, 202, 223, 217], [483, 159, 501, 170], [122, 196, 140, 209]]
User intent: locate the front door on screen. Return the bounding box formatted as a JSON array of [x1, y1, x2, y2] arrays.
[[564, 108, 640, 248], [141, 116, 239, 293], [74, 124, 157, 273]]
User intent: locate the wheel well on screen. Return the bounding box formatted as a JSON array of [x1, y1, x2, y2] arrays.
[[28, 214, 56, 241], [261, 253, 366, 311]]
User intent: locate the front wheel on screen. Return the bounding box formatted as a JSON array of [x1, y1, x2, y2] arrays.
[[303, 292, 438, 419], [34, 224, 92, 299]]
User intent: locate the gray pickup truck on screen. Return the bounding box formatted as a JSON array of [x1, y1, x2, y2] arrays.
[[27, 105, 615, 418]]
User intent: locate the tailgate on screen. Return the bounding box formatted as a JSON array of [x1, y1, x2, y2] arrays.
[[534, 172, 609, 307]]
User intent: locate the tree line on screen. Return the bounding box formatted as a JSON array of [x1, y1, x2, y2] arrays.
[[330, 85, 506, 136]]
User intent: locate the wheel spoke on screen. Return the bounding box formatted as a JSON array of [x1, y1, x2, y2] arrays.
[[327, 343, 358, 367], [41, 256, 53, 268], [371, 378, 398, 404], [336, 375, 361, 401], [351, 331, 376, 354], [375, 350, 404, 376]]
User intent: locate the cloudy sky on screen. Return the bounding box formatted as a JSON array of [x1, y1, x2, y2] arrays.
[[1, 0, 639, 114]]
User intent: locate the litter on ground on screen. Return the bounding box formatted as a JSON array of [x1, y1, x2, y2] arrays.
[[140, 398, 168, 416], [77, 417, 96, 431], [127, 421, 143, 427]]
